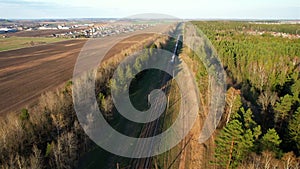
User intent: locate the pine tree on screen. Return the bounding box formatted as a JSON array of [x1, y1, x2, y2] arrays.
[[288, 107, 300, 153], [109, 79, 119, 96], [134, 58, 142, 73], [261, 128, 282, 154], [291, 80, 300, 102], [214, 107, 262, 168], [125, 65, 133, 80], [274, 94, 293, 123], [253, 125, 262, 140], [116, 67, 125, 86], [242, 108, 257, 129], [20, 108, 30, 121], [214, 120, 243, 168]]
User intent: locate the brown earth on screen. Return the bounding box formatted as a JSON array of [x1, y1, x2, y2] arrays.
[[178, 51, 216, 169], [0, 24, 173, 115], [0, 39, 86, 115]]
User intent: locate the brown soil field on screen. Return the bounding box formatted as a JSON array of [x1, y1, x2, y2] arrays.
[[0, 24, 172, 115], [0, 39, 87, 115]]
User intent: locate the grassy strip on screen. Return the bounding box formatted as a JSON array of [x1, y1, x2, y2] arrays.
[[0, 36, 67, 52], [156, 77, 182, 169]]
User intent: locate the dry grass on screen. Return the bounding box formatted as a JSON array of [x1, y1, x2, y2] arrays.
[[0, 36, 67, 52]]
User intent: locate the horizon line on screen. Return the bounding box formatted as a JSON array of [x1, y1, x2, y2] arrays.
[[1, 18, 300, 21]]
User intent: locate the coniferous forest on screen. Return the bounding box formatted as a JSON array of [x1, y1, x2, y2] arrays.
[[193, 21, 300, 168]]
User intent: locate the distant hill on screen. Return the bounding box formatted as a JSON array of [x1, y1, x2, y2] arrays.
[[0, 19, 13, 22]]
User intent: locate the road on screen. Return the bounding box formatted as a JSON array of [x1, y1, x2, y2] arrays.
[[0, 24, 172, 115]]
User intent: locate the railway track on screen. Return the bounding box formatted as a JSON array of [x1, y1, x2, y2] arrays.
[[130, 34, 182, 169]]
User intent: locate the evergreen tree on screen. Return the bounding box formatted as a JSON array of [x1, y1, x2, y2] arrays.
[[134, 58, 142, 73], [116, 67, 125, 86], [20, 108, 30, 121], [237, 129, 254, 160], [214, 120, 244, 168], [214, 107, 262, 168], [110, 79, 118, 95], [261, 128, 282, 154], [240, 108, 257, 129], [291, 80, 300, 102], [288, 107, 300, 153], [125, 65, 133, 80], [274, 94, 294, 123]]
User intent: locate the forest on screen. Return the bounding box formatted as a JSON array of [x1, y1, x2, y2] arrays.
[[192, 21, 300, 168]]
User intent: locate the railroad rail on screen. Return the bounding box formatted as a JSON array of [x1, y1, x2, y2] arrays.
[[130, 33, 182, 169]]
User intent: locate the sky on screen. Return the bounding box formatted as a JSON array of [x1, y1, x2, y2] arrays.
[[0, 0, 299, 19]]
